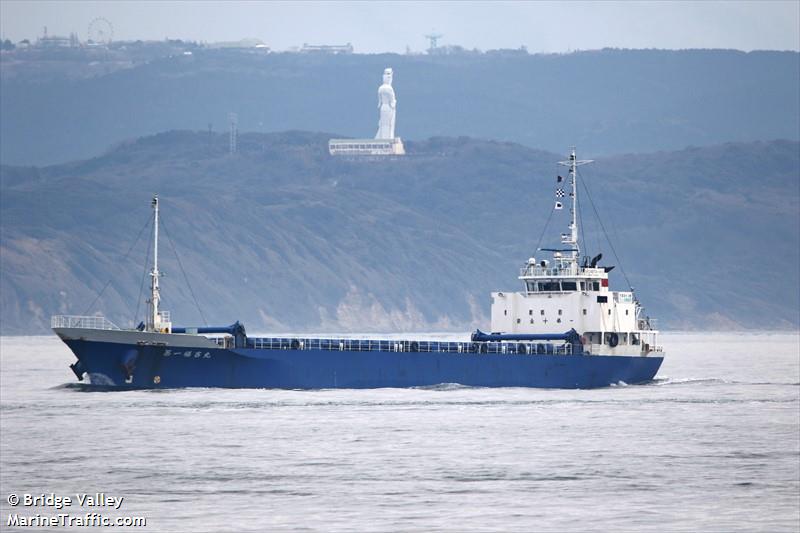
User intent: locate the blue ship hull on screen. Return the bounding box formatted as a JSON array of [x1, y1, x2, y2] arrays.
[[64, 338, 663, 389]]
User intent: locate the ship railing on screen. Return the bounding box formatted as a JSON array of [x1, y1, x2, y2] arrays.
[[519, 265, 605, 278], [519, 266, 577, 277], [246, 336, 577, 356], [51, 314, 121, 330]]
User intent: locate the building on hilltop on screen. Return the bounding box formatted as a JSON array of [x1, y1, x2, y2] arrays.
[[301, 43, 353, 54]]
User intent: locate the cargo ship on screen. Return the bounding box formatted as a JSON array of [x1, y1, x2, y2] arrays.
[[52, 148, 664, 389]]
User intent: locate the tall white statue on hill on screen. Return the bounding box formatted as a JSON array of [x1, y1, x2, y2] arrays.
[[328, 67, 404, 156], [375, 68, 397, 139]]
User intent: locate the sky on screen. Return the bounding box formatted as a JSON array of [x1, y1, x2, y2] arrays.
[[1, 0, 798, 53]]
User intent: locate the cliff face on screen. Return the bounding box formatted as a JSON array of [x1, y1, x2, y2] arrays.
[[2, 132, 797, 334]]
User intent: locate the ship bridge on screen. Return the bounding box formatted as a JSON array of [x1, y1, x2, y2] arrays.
[[490, 147, 661, 357]]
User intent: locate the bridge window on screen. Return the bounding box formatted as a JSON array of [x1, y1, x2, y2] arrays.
[[593, 282, 600, 291], [537, 281, 560, 292], [561, 281, 577, 291], [526, 282, 536, 292]]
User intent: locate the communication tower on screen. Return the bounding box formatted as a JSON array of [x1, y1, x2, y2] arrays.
[[228, 113, 238, 155], [424, 33, 443, 53]]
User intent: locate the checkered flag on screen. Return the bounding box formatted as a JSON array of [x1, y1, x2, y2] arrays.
[[555, 188, 566, 198]]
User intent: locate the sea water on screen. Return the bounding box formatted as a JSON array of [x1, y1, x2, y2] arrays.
[[1, 333, 798, 532]]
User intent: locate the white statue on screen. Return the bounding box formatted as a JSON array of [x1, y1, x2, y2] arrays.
[[375, 68, 397, 139]]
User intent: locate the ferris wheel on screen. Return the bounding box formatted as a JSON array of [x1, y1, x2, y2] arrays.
[[87, 17, 114, 45]]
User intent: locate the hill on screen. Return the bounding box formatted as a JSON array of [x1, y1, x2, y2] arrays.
[[1, 132, 798, 334], [1, 48, 798, 166]]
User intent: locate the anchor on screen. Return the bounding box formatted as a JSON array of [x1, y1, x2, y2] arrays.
[[120, 349, 139, 383], [69, 360, 86, 381]]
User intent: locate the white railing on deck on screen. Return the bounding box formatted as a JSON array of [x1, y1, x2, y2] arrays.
[[519, 265, 605, 278], [245, 336, 576, 356], [51, 315, 121, 330]]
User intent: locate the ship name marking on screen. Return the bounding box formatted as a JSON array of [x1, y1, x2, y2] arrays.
[[162, 349, 211, 359]]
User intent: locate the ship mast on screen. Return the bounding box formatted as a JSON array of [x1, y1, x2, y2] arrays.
[[557, 147, 593, 266], [147, 195, 161, 331]]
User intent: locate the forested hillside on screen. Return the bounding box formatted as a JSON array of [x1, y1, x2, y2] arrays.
[[1, 48, 797, 165], [2, 132, 797, 334]]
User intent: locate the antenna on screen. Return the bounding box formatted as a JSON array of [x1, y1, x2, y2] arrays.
[[557, 147, 593, 264], [147, 195, 161, 332], [424, 33, 443, 52], [228, 112, 238, 155]]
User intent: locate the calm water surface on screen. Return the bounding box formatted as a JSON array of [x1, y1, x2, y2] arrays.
[[1, 333, 798, 532]]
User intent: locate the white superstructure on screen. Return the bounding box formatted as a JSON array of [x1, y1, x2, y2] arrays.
[[490, 148, 661, 356]]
